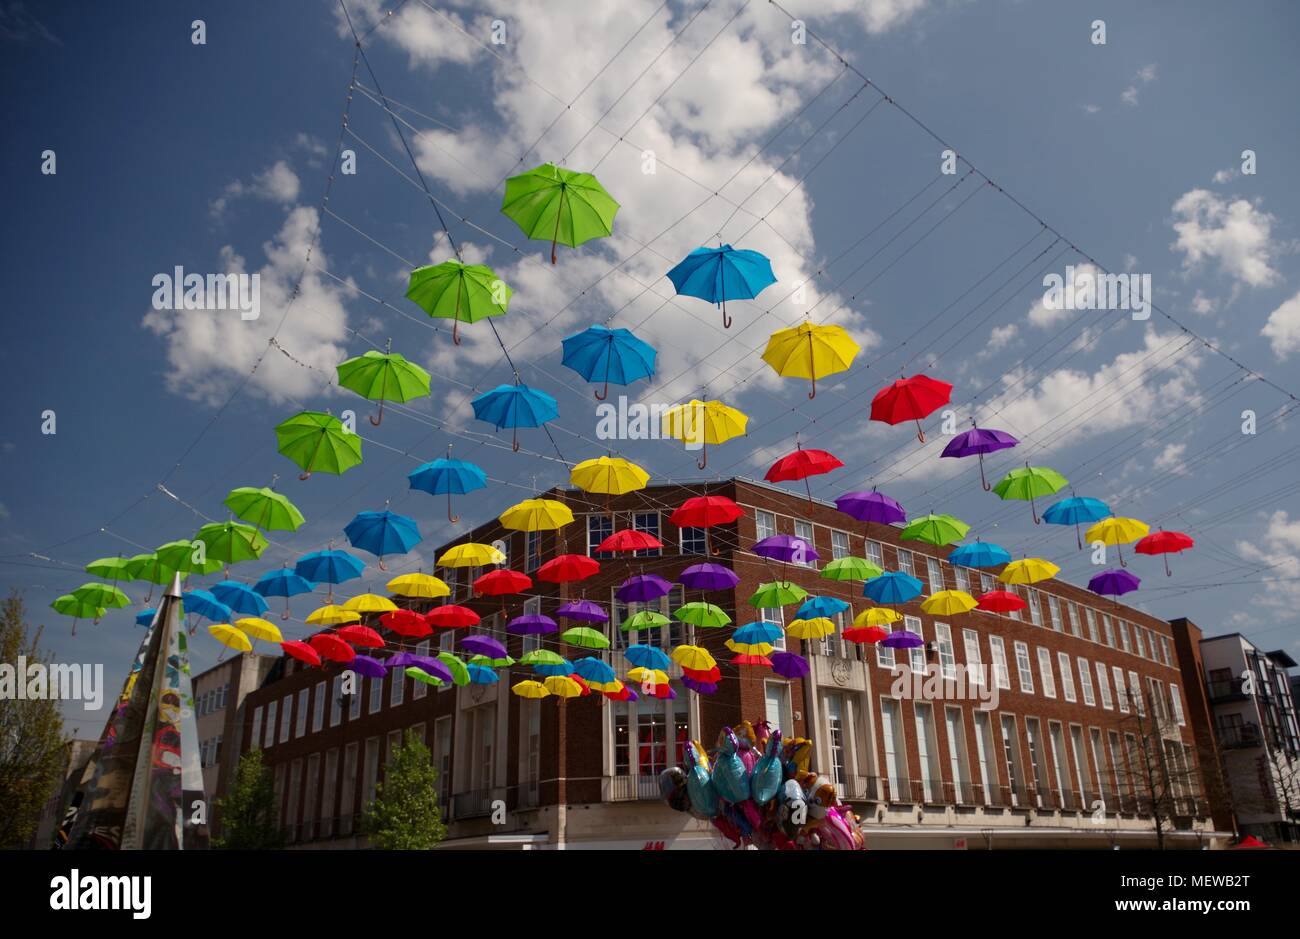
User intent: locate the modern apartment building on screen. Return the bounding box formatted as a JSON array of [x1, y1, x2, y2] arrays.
[[238, 478, 1227, 849]]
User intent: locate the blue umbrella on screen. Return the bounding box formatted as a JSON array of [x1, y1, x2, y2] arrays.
[[561, 324, 657, 400], [408, 445, 488, 523], [863, 571, 924, 605], [572, 656, 618, 685], [1044, 495, 1113, 548], [253, 567, 317, 620], [624, 644, 672, 671], [344, 510, 422, 568], [533, 658, 574, 677], [948, 540, 1013, 569], [666, 244, 776, 328], [210, 580, 270, 616], [293, 550, 365, 601], [466, 663, 499, 685], [182, 589, 231, 624], [471, 383, 559, 452], [796, 595, 851, 620], [733, 621, 783, 645], [135, 608, 157, 627]]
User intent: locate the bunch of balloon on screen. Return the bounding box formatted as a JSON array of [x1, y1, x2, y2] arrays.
[[659, 720, 865, 850]]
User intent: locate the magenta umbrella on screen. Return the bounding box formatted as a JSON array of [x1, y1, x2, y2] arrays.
[[940, 422, 1019, 491]]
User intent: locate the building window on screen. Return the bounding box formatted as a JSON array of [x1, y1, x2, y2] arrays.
[[1014, 641, 1034, 693], [1128, 671, 1144, 715], [1047, 595, 1063, 632], [433, 717, 452, 810], [303, 752, 320, 842], [339, 743, 358, 837], [1113, 667, 1129, 713], [953, 566, 970, 594], [680, 526, 707, 555], [1117, 620, 1131, 654], [880, 698, 907, 801], [897, 549, 915, 577], [979, 572, 996, 594], [1000, 714, 1024, 806], [927, 558, 944, 592], [251, 706, 263, 749], [362, 737, 380, 810], [988, 635, 1010, 690], [1066, 602, 1081, 637], [1077, 657, 1096, 706], [349, 678, 362, 719], [1085, 608, 1099, 643], [764, 681, 793, 735], [962, 628, 983, 686], [614, 702, 678, 777], [279, 696, 292, 744], [824, 694, 848, 789], [369, 675, 384, 714], [1134, 628, 1147, 659], [830, 529, 850, 561], [760, 604, 786, 652], [321, 748, 338, 839], [1027, 590, 1042, 627], [295, 689, 309, 738], [1169, 683, 1186, 726], [633, 512, 661, 558], [944, 706, 971, 802], [588, 514, 614, 559], [934, 622, 956, 680], [526, 531, 541, 571], [1095, 663, 1114, 710], [865, 540, 883, 569], [1057, 652, 1077, 703], [1048, 722, 1070, 808], [755, 509, 777, 542], [914, 703, 941, 802], [264, 700, 277, 749], [1161, 636, 1173, 667], [1025, 718, 1047, 806], [903, 616, 924, 673], [793, 519, 815, 567], [1101, 615, 1115, 648], [875, 630, 895, 669], [390, 666, 405, 707], [1037, 647, 1057, 698], [521, 596, 543, 653], [312, 682, 325, 733]]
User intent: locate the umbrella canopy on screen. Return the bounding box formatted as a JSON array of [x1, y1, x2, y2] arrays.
[[677, 563, 738, 592], [542, 675, 585, 698], [461, 634, 508, 659], [863, 572, 924, 605], [135, 608, 157, 627], [670, 495, 742, 528], [752, 534, 820, 564], [993, 465, 1069, 524], [620, 610, 670, 633], [661, 398, 748, 468], [437, 652, 472, 686], [405, 259, 512, 345], [670, 645, 716, 671], [901, 513, 970, 547], [407, 667, 446, 689], [733, 621, 785, 645], [309, 633, 355, 663], [378, 609, 431, 638], [1043, 496, 1113, 549], [556, 599, 608, 623], [596, 529, 663, 553], [155, 539, 222, 576], [471, 383, 559, 452], [499, 498, 574, 532], [336, 347, 431, 425], [999, 558, 1060, 585], [466, 664, 499, 685], [561, 626, 609, 649], [844, 625, 889, 644], [344, 510, 422, 566], [438, 542, 506, 568], [235, 617, 283, 643], [84, 556, 132, 581], [72, 582, 129, 610], [1085, 517, 1151, 568], [507, 613, 559, 635], [501, 162, 619, 264], [210, 581, 269, 616], [294, 550, 365, 596], [406, 658, 453, 683], [765, 445, 844, 503], [561, 325, 657, 400], [223, 485, 306, 532], [281, 640, 321, 667], [835, 489, 906, 526], [770, 651, 810, 679], [673, 602, 731, 628], [253, 568, 315, 620], [786, 617, 835, 640], [617, 573, 674, 603], [570, 455, 649, 495], [306, 604, 362, 626], [748, 581, 808, 607], [796, 595, 851, 619], [341, 593, 399, 614], [512, 680, 551, 699], [386, 572, 450, 599], [666, 244, 776, 328], [869, 375, 953, 442], [425, 604, 480, 629], [349, 654, 387, 679], [126, 553, 181, 587], [625, 645, 673, 670], [680, 676, 717, 695], [854, 607, 901, 628], [51, 595, 104, 630], [408, 448, 488, 523], [520, 649, 566, 667], [537, 553, 600, 583], [474, 569, 532, 597], [274, 411, 362, 479], [761, 321, 860, 398], [1134, 529, 1195, 576], [948, 540, 1012, 568], [572, 657, 618, 684], [180, 590, 230, 623], [880, 628, 924, 649], [470, 653, 515, 669], [977, 590, 1027, 613], [821, 556, 882, 582], [921, 590, 978, 616], [1088, 568, 1141, 599], [940, 423, 1019, 490], [336, 624, 385, 648]]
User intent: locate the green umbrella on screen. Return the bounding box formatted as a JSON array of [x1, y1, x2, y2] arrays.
[[85, 556, 132, 581], [993, 465, 1069, 524], [672, 602, 732, 628], [469, 653, 515, 669], [620, 610, 670, 632], [275, 411, 363, 480], [406, 260, 513, 346], [748, 581, 808, 608], [155, 539, 223, 576], [336, 346, 432, 425], [901, 513, 971, 547], [520, 648, 566, 666], [71, 582, 129, 609], [51, 594, 106, 634], [501, 162, 619, 264], [560, 625, 610, 649], [821, 556, 883, 582], [127, 552, 181, 584], [223, 486, 305, 532], [194, 521, 268, 567], [437, 651, 471, 686], [405, 667, 444, 688]]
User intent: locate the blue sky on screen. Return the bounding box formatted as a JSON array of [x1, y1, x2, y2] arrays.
[[3, 0, 1299, 736]]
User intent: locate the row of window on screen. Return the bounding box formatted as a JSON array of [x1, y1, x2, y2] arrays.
[[200, 734, 223, 768], [196, 682, 229, 717]]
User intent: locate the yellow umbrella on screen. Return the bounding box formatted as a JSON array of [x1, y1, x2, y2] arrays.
[[761, 321, 861, 399], [1085, 517, 1150, 568], [920, 590, 978, 616], [306, 604, 362, 626], [342, 593, 399, 613], [438, 542, 507, 568], [499, 498, 574, 532], [725, 638, 774, 656], [855, 607, 901, 628], [786, 616, 836, 639], [386, 572, 450, 599], [586, 678, 622, 693], [671, 644, 716, 670], [235, 617, 283, 643], [543, 675, 584, 698], [626, 666, 670, 687], [661, 398, 748, 469], [569, 456, 650, 495], [999, 558, 1060, 585], [512, 679, 551, 699], [209, 623, 252, 653]]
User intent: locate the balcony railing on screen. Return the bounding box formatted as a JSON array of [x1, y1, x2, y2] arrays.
[[1207, 678, 1249, 702], [450, 788, 505, 819], [1218, 722, 1262, 749], [607, 774, 664, 802]]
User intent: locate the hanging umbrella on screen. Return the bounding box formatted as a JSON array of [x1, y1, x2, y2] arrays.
[[543, 675, 585, 698], [306, 604, 362, 626], [471, 383, 560, 452], [753, 534, 820, 565], [84, 556, 132, 582], [425, 604, 480, 629], [661, 398, 748, 469], [617, 574, 674, 603], [408, 445, 488, 523], [155, 539, 223, 576], [386, 572, 450, 600], [670, 494, 742, 555], [561, 325, 657, 400], [194, 521, 268, 569], [474, 569, 532, 597], [869, 375, 953, 443], [223, 485, 305, 532], [620, 610, 670, 633], [466, 664, 499, 685], [1088, 568, 1141, 603], [181, 590, 231, 624], [921, 590, 978, 616], [573, 657, 619, 685], [437, 652, 472, 686], [940, 422, 1019, 490], [438, 542, 506, 568], [977, 590, 1027, 613], [274, 411, 362, 480], [993, 465, 1069, 524], [561, 626, 609, 649], [1043, 495, 1113, 548], [880, 628, 924, 650], [336, 345, 431, 426], [666, 244, 776, 328], [379, 609, 432, 638], [135, 608, 157, 627], [761, 321, 860, 398], [208, 623, 252, 653], [765, 444, 844, 503], [405, 259, 512, 345], [733, 622, 784, 645], [125, 553, 181, 602], [253, 568, 316, 620], [821, 556, 883, 582], [786, 617, 835, 640], [677, 563, 738, 592], [281, 640, 322, 667], [348, 655, 387, 679], [748, 581, 807, 607], [235, 617, 283, 644], [407, 658, 453, 684], [309, 632, 356, 664], [998, 558, 1060, 585], [499, 498, 574, 532], [854, 608, 901, 628], [408, 668, 446, 689], [680, 676, 717, 695], [336, 624, 385, 649], [1085, 517, 1150, 568], [51, 595, 105, 634], [863, 572, 923, 605], [520, 649, 567, 667], [673, 602, 731, 628], [341, 593, 399, 614], [469, 652, 515, 669], [210, 581, 270, 617], [512, 680, 551, 699], [844, 624, 888, 644], [556, 599, 608, 623], [900, 513, 970, 547], [835, 489, 907, 529], [508, 613, 559, 635], [295, 549, 365, 602], [796, 596, 850, 620], [570, 456, 649, 499], [670, 645, 716, 671], [770, 651, 811, 679], [461, 634, 508, 659], [1135, 529, 1195, 576], [948, 540, 1012, 568], [537, 553, 600, 583], [71, 582, 129, 610], [596, 529, 663, 553], [731, 652, 774, 667], [625, 645, 673, 671], [344, 510, 422, 570], [501, 162, 619, 264]]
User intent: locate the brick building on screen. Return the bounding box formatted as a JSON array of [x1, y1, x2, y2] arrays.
[[237, 478, 1228, 849]]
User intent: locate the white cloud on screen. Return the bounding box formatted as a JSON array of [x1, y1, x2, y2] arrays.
[[1170, 188, 1279, 288], [1121, 63, 1157, 107], [1212, 167, 1236, 184], [1190, 289, 1216, 315], [984, 322, 1018, 354], [210, 160, 301, 218], [1026, 262, 1099, 328], [1153, 442, 1187, 474], [1082, 103, 1100, 115], [1261, 289, 1300, 360], [1235, 510, 1300, 617]]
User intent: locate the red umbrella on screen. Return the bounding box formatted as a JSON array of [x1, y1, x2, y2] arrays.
[[977, 590, 1027, 613], [336, 624, 385, 649], [474, 569, 533, 595], [870, 374, 953, 442], [379, 608, 432, 638], [731, 653, 773, 667], [1134, 529, 1195, 576], [597, 529, 663, 553], [844, 625, 888, 644], [682, 665, 722, 683], [537, 553, 600, 583], [670, 495, 742, 556], [765, 444, 844, 503], [281, 639, 322, 667], [569, 673, 593, 696], [425, 604, 481, 629], [309, 632, 356, 663]]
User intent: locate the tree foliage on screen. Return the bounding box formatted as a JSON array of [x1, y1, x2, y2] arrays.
[[362, 729, 446, 850], [213, 748, 285, 849]]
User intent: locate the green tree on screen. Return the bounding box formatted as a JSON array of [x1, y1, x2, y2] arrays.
[[362, 729, 446, 849], [213, 748, 285, 849], [0, 592, 66, 848]]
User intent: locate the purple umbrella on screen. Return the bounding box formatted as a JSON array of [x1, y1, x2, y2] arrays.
[[461, 634, 507, 658], [616, 574, 673, 604], [752, 534, 820, 564], [507, 612, 558, 635], [1088, 568, 1140, 603], [407, 655, 453, 683], [681, 675, 718, 695], [770, 651, 810, 679], [678, 563, 739, 592], [349, 654, 387, 678], [940, 423, 1019, 491], [556, 599, 609, 622], [879, 629, 924, 649], [835, 489, 906, 526], [384, 651, 420, 669]]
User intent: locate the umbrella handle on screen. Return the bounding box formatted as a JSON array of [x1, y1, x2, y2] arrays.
[[447, 491, 459, 524], [299, 472, 312, 481], [979, 454, 992, 492], [369, 400, 384, 426], [697, 440, 708, 470], [378, 558, 390, 572], [721, 303, 732, 329], [1165, 556, 1172, 577], [915, 420, 926, 444], [1031, 496, 1041, 525], [1075, 523, 1083, 550], [1118, 544, 1127, 568], [452, 319, 462, 346], [512, 428, 521, 453], [594, 381, 608, 401]]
